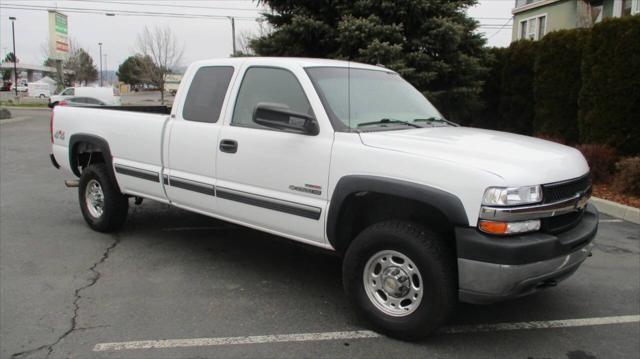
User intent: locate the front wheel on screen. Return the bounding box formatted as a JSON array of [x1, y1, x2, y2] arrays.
[[343, 220, 456, 340], [79, 164, 128, 232]]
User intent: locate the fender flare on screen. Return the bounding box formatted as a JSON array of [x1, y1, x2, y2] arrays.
[[68, 133, 115, 178], [326, 175, 469, 251]]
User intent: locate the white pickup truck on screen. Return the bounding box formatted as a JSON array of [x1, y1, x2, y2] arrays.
[[50, 57, 598, 339]]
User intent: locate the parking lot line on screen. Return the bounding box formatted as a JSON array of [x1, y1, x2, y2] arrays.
[[93, 314, 640, 352], [599, 219, 624, 223]]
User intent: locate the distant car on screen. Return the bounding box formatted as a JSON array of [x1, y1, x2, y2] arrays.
[[49, 87, 120, 106], [48, 96, 108, 108], [28, 83, 53, 98], [10, 84, 28, 92]]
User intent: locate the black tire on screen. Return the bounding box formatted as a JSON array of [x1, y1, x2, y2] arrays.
[[79, 164, 128, 232], [343, 220, 456, 340]]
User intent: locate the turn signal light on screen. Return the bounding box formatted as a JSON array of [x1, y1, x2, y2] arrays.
[[478, 219, 541, 235], [478, 220, 508, 235]]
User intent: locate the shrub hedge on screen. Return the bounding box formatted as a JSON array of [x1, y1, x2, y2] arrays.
[[478, 15, 639, 155], [578, 15, 640, 155], [497, 40, 538, 135], [533, 29, 587, 144]]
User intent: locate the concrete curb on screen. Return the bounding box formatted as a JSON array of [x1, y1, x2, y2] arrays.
[[591, 197, 640, 224]]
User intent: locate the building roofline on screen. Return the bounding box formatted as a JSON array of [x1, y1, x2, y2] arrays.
[[513, 0, 564, 15]]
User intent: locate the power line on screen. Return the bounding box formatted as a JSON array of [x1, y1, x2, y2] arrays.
[[485, 17, 514, 38], [0, 4, 260, 20], [66, 0, 265, 12]]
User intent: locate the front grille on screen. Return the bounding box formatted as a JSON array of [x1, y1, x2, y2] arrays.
[[542, 173, 592, 204], [541, 210, 584, 234]]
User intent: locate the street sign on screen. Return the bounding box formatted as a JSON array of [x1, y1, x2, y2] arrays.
[[48, 11, 69, 60]]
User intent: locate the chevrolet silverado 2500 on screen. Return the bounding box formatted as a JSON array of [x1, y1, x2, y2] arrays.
[[50, 57, 598, 339]]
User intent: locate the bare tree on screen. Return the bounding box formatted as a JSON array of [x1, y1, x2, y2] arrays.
[[236, 29, 255, 56], [136, 25, 184, 105]]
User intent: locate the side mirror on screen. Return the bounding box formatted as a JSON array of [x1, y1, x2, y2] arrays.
[[253, 103, 319, 136]]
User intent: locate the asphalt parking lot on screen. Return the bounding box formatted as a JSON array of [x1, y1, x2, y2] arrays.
[[1, 108, 639, 359]]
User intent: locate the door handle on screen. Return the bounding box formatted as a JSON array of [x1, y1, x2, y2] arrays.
[[219, 139, 238, 153]]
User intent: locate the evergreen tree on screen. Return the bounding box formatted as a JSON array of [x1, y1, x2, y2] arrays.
[[65, 48, 98, 85]]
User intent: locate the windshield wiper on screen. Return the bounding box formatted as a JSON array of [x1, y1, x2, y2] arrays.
[[357, 118, 421, 129], [412, 117, 457, 126]]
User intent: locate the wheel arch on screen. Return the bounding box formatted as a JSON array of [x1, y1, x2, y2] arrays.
[[68, 133, 115, 181], [327, 175, 469, 253]]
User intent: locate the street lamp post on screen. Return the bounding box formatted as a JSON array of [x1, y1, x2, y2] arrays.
[[9, 16, 18, 96], [98, 42, 103, 87], [103, 53, 108, 85], [228, 17, 236, 55]]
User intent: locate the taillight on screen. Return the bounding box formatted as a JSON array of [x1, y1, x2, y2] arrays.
[[50, 110, 54, 143], [58, 101, 66, 106]]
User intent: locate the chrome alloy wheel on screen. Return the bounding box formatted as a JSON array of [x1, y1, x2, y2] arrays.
[[363, 249, 423, 317], [85, 179, 105, 218]]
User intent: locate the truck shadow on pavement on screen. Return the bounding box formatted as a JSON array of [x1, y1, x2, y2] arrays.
[[115, 201, 579, 334]]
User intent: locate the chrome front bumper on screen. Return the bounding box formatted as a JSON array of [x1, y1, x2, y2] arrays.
[[458, 243, 593, 304], [456, 204, 598, 304]]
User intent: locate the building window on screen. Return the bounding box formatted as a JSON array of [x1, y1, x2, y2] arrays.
[[625, 0, 640, 15], [519, 14, 547, 40], [592, 4, 603, 23], [622, 0, 633, 16], [614, 0, 639, 16]]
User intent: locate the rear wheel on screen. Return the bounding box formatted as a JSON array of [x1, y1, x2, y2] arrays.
[[79, 164, 128, 232], [343, 220, 456, 340]]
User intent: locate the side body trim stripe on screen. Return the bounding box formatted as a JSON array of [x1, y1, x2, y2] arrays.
[[115, 165, 320, 220], [216, 187, 322, 220], [114, 164, 160, 183], [169, 177, 216, 196]]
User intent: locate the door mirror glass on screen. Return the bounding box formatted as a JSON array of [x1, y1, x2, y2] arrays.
[[253, 103, 319, 135]]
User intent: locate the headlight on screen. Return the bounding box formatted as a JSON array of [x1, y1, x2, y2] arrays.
[[482, 185, 542, 206]]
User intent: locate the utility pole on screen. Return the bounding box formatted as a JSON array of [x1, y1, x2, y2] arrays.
[[229, 17, 236, 55], [9, 16, 18, 96], [98, 42, 103, 86], [103, 54, 108, 85]]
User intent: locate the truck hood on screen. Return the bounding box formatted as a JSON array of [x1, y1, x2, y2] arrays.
[[358, 127, 589, 186]]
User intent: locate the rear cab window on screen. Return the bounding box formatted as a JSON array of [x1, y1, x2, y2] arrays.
[[182, 66, 234, 123]]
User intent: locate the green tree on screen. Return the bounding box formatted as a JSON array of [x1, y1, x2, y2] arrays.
[[65, 48, 98, 85], [2, 52, 18, 81], [250, 0, 488, 123], [117, 55, 155, 87]]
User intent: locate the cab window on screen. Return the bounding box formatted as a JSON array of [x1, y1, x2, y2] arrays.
[[182, 66, 234, 123], [231, 67, 313, 129]]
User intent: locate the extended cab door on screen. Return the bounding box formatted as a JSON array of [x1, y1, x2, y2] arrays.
[[163, 65, 236, 213], [215, 65, 333, 245]]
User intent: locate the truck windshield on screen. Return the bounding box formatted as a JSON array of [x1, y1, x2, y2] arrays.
[[306, 67, 449, 131]]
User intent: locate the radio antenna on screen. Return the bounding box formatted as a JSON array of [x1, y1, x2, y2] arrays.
[[347, 57, 351, 131]]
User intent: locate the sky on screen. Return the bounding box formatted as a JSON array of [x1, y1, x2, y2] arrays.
[[0, 0, 514, 72]]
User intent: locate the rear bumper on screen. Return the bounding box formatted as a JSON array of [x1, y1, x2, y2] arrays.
[[456, 204, 598, 304]]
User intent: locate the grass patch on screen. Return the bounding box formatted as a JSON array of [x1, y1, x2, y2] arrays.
[[0, 102, 49, 108]]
